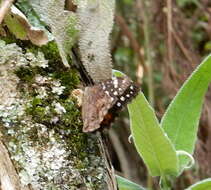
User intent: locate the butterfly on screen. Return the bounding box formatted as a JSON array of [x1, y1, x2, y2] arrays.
[[82, 76, 140, 132]]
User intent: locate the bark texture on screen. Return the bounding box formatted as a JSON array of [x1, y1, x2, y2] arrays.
[[0, 40, 117, 190]]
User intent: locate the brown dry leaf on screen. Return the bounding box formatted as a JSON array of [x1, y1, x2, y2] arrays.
[[71, 89, 84, 107]]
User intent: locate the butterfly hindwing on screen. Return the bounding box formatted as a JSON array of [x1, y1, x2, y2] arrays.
[[82, 85, 115, 132]]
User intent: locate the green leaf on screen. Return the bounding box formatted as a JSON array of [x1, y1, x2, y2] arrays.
[[112, 69, 125, 77], [186, 178, 211, 190], [128, 93, 178, 176], [16, 0, 53, 40], [4, 8, 28, 40], [161, 54, 211, 171], [4, 6, 48, 46], [116, 175, 146, 190], [204, 42, 211, 51]]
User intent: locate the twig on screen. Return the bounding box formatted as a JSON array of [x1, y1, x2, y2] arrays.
[[167, 0, 173, 64], [96, 132, 118, 190], [108, 129, 132, 179], [115, 14, 147, 73], [0, 0, 14, 24], [172, 30, 193, 64], [137, 0, 154, 106]]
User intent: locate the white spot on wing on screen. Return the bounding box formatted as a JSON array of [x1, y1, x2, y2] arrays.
[[120, 96, 125, 101], [113, 91, 118, 96], [113, 79, 118, 85], [122, 79, 127, 84], [117, 102, 121, 107], [113, 78, 118, 88]]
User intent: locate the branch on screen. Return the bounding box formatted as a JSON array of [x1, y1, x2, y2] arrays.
[[166, 0, 173, 64], [0, 0, 14, 24], [115, 14, 147, 73]]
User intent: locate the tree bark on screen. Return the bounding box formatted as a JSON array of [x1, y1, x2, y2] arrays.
[[0, 40, 117, 190]]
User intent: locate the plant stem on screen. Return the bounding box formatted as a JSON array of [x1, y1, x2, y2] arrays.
[[160, 176, 172, 190], [141, 0, 154, 106]]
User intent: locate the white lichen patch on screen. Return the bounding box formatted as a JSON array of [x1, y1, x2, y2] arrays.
[[53, 102, 66, 114], [35, 75, 49, 84], [50, 116, 59, 124], [51, 81, 66, 95], [34, 75, 65, 98], [0, 102, 25, 128], [0, 42, 21, 108], [33, 52, 49, 68], [12, 129, 80, 189], [25, 52, 49, 68], [8, 122, 106, 189], [35, 86, 48, 99]]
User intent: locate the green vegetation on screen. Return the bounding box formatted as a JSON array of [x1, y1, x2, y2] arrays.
[[117, 55, 211, 189]]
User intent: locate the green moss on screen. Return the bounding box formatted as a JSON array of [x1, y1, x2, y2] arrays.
[[15, 66, 36, 83], [29, 41, 61, 63], [23, 41, 80, 95], [0, 35, 18, 44], [26, 98, 49, 123], [52, 69, 80, 97]]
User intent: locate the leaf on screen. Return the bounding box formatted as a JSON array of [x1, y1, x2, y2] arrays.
[[116, 175, 146, 190], [29, 0, 78, 67], [4, 5, 48, 46], [112, 69, 125, 77], [15, 0, 53, 40], [76, 0, 115, 82], [185, 178, 211, 190], [161, 54, 211, 171], [128, 93, 178, 177]]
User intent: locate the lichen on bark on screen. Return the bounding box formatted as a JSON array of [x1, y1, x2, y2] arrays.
[[0, 40, 108, 189]]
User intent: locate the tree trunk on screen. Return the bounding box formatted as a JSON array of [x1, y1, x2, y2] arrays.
[[0, 40, 117, 190]]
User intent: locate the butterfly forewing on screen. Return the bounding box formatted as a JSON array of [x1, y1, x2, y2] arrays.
[[82, 76, 140, 132]]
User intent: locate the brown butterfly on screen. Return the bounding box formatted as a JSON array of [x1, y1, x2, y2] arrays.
[[82, 76, 140, 132]]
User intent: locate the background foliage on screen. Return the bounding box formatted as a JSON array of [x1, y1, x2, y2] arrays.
[[111, 0, 211, 189]]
